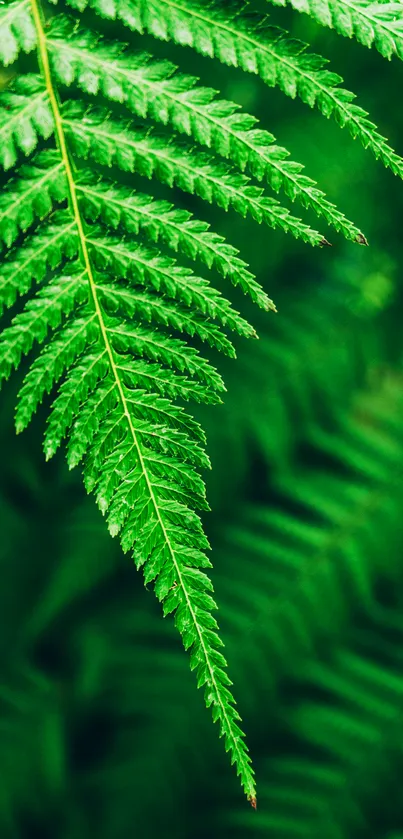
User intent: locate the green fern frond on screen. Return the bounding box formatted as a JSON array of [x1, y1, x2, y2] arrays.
[[0, 0, 37, 65], [75, 173, 270, 299], [267, 0, 403, 61], [0, 0, 267, 799], [15, 315, 100, 432], [64, 105, 326, 250], [2, 214, 257, 792], [62, 110, 278, 305], [235, 608, 403, 837], [50, 0, 366, 240], [61, 0, 403, 67], [214, 370, 403, 697], [95, 276, 237, 355], [86, 233, 257, 337], [106, 321, 225, 388], [0, 150, 67, 249], [51, 4, 403, 195], [0, 211, 77, 315], [0, 266, 88, 380], [1, 0, 402, 807], [201, 270, 387, 499], [0, 75, 53, 169]]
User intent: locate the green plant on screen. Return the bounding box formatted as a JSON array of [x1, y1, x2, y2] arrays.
[[1, 0, 403, 802]]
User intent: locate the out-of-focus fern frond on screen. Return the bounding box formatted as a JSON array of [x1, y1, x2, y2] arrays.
[[215, 367, 403, 659], [201, 264, 395, 505], [230, 607, 403, 838]]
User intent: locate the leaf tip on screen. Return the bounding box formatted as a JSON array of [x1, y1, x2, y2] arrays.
[[356, 232, 369, 246]]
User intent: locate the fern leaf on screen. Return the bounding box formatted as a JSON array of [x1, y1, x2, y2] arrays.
[[46, 23, 334, 245], [44, 350, 110, 457], [0, 267, 88, 381], [115, 354, 220, 403], [4, 0, 402, 806], [0, 75, 53, 170], [64, 105, 326, 250], [106, 320, 226, 389], [0, 0, 262, 800], [64, 377, 120, 468], [51, 1, 363, 238], [266, 0, 403, 61], [50, 8, 403, 197], [81, 394, 207, 509], [76, 173, 266, 301], [86, 233, 255, 338], [0, 151, 67, 250], [96, 278, 237, 356], [0, 0, 36, 66], [15, 315, 99, 432], [0, 212, 77, 315], [120, 390, 207, 443], [67, 381, 209, 470], [63, 106, 279, 305]]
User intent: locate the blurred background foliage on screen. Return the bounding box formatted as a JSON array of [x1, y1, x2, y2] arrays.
[[2, 1, 403, 836]]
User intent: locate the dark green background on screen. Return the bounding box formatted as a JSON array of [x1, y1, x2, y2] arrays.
[[2, 3, 403, 837]]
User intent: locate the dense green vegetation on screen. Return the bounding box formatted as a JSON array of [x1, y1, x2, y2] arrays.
[[1, 0, 403, 835]]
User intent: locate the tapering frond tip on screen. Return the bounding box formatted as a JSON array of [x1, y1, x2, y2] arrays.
[[356, 232, 369, 245], [248, 794, 257, 809], [266, 297, 277, 313]]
